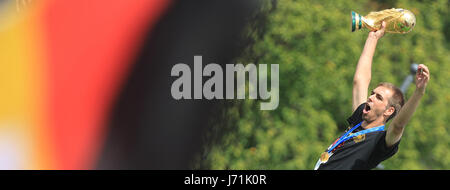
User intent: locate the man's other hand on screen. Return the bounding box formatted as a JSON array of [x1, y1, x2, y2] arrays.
[[416, 64, 430, 94]]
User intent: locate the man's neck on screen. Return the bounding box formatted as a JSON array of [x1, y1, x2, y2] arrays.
[[361, 119, 385, 129]]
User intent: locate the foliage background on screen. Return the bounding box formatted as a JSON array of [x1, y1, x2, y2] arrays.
[[193, 0, 450, 169]]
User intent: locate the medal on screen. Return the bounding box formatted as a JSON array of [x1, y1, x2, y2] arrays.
[[320, 152, 330, 163], [314, 122, 385, 170], [353, 134, 366, 143]]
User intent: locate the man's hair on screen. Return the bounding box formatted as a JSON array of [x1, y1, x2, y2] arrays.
[[376, 82, 405, 122]]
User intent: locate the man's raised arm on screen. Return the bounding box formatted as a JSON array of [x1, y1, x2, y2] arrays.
[[386, 64, 430, 147], [352, 22, 386, 112]]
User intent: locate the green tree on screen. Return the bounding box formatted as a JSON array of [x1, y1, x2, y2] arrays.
[[195, 0, 450, 170]]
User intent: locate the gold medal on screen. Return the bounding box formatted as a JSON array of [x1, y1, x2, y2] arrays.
[[353, 134, 366, 143], [320, 152, 330, 163]]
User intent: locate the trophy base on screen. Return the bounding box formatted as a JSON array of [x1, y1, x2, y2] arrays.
[[351, 11, 363, 32]]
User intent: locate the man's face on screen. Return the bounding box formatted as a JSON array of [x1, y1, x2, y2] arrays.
[[362, 86, 394, 123]]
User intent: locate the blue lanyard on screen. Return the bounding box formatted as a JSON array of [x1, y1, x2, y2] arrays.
[[326, 122, 385, 153]]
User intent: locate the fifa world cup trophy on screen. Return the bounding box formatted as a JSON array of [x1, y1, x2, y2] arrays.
[[351, 8, 416, 34]]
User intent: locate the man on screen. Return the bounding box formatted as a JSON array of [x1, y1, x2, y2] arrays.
[[314, 21, 430, 170]]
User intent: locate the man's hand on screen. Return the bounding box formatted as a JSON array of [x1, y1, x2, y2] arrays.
[[368, 21, 386, 40], [415, 64, 430, 94]]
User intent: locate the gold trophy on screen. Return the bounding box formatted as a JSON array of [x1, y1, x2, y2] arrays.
[[351, 8, 416, 33]]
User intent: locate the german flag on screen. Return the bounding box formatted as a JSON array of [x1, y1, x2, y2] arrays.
[[0, 0, 171, 169], [0, 0, 259, 169]]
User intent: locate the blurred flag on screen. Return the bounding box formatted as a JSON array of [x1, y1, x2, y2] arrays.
[[0, 0, 171, 169]]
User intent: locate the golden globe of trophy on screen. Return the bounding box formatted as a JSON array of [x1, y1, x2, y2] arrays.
[[351, 8, 416, 34]]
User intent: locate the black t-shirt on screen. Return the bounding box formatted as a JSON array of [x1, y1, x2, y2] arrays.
[[317, 103, 400, 170]]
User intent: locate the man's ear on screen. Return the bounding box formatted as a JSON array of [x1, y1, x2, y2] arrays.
[[384, 106, 395, 117]]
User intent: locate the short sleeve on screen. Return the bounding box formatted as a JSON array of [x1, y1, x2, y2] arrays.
[[368, 131, 400, 167], [346, 103, 365, 126]]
